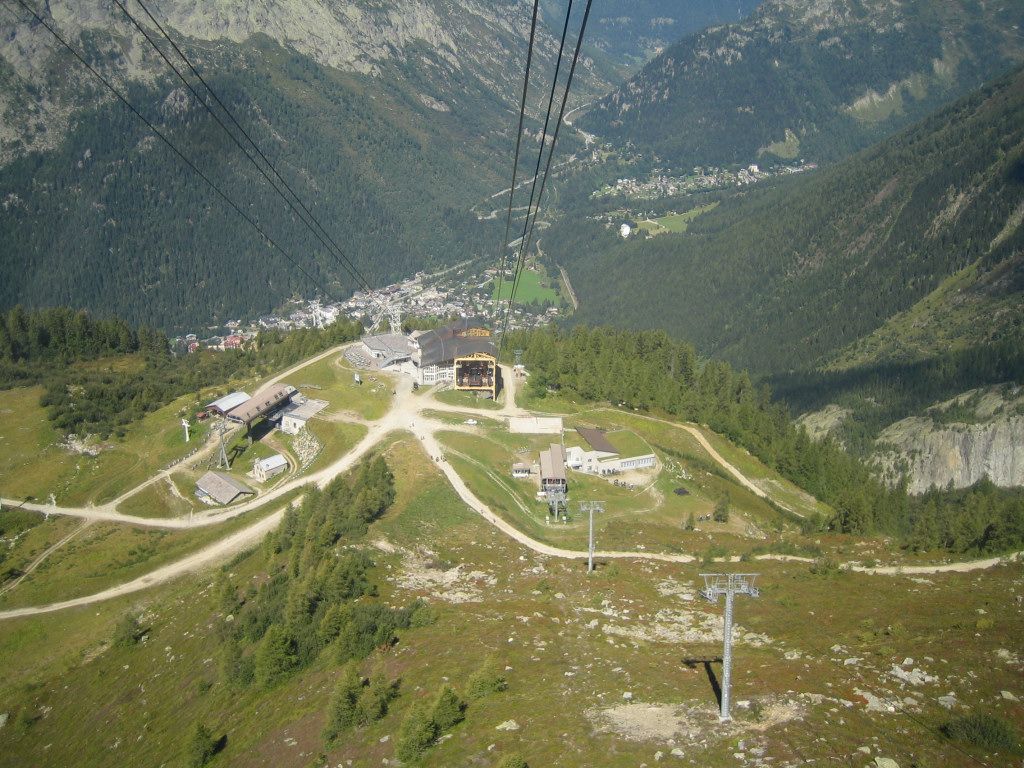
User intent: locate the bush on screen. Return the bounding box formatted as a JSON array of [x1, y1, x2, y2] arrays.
[[466, 657, 508, 700], [112, 613, 144, 648], [942, 713, 1020, 752], [395, 702, 438, 762], [430, 685, 465, 731], [186, 722, 219, 767], [809, 555, 840, 577], [497, 755, 530, 768]]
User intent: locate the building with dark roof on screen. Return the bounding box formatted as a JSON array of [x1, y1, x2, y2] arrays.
[[409, 319, 497, 393]]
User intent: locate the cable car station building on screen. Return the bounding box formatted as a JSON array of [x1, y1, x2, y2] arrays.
[[359, 318, 499, 398]]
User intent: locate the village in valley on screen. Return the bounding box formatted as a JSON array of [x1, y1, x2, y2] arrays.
[[169, 260, 566, 356]]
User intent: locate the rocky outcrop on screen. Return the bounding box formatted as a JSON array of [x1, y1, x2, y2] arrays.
[[872, 387, 1024, 493]]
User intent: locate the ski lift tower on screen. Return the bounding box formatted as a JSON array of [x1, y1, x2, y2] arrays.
[[699, 573, 760, 722], [216, 419, 231, 469], [580, 500, 604, 572]]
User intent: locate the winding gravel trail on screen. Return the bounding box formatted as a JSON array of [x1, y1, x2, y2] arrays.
[[2, 350, 1020, 620]]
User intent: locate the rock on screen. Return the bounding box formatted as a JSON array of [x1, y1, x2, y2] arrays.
[[495, 720, 519, 731], [0, 713, 7, 729], [937, 695, 958, 709], [843, 657, 861, 666], [623, 692, 633, 700], [902, 658, 913, 666], [588, 619, 600, 629], [379, 735, 389, 743], [857, 746, 871, 754], [1000, 690, 1018, 701], [874, 758, 900, 768], [654, 751, 663, 761], [671, 748, 684, 757], [784, 650, 802, 660]]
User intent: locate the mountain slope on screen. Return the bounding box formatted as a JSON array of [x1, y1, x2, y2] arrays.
[[549, 64, 1024, 375], [562, 0, 761, 73], [0, 1, 605, 330], [579, 0, 1024, 168]]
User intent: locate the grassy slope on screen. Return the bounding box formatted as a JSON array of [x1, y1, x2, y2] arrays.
[[288, 353, 394, 420], [0, 386, 217, 506], [0, 437, 1021, 767]]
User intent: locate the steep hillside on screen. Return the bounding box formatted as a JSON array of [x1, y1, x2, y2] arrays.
[[549, 65, 1024, 376], [579, 0, 1024, 168], [564, 0, 761, 73], [0, 1, 605, 330]]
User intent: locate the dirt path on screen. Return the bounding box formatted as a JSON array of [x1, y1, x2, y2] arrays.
[[0, 520, 93, 597], [4, 351, 1020, 620], [0, 511, 284, 620]]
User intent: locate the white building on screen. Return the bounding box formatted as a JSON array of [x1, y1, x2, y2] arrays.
[[254, 454, 288, 482], [619, 223, 632, 238], [279, 398, 329, 435], [566, 427, 657, 476]]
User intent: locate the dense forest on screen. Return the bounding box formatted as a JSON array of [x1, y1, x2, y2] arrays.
[[0, 38, 504, 331], [581, 0, 1024, 168], [0, 306, 362, 437], [551, 64, 1024, 377], [506, 325, 1024, 555]]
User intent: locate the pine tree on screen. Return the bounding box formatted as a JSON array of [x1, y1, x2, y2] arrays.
[[430, 685, 465, 732], [185, 721, 218, 768], [395, 702, 438, 762], [323, 664, 364, 744], [254, 625, 297, 689]]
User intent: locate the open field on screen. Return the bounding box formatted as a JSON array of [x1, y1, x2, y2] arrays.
[[491, 266, 560, 305], [115, 478, 194, 519], [636, 203, 719, 235], [287, 353, 394, 420], [0, 436, 1020, 768]]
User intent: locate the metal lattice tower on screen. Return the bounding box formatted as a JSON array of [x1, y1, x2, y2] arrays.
[[216, 419, 231, 469], [580, 501, 604, 572], [699, 573, 760, 722], [544, 484, 567, 522], [514, 349, 524, 368]]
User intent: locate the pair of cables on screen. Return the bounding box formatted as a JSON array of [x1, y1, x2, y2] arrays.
[[494, 0, 594, 346]]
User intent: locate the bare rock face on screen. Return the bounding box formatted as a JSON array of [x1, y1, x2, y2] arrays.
[[0, 0, 582, 161], [873, 387, 1024, 493]]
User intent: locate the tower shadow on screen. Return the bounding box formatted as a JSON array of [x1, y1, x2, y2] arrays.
[[682, 657, 723, 708]]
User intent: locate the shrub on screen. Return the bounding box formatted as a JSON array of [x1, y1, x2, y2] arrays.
[[430, 685, 465, 731], [942, 713, 1020, 752], [497, 755, 530, 768], [466, 657, 508, 700], [396, 702, 438, 762], [112, 612, 144, 648], [809, 556, 840, 577]]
